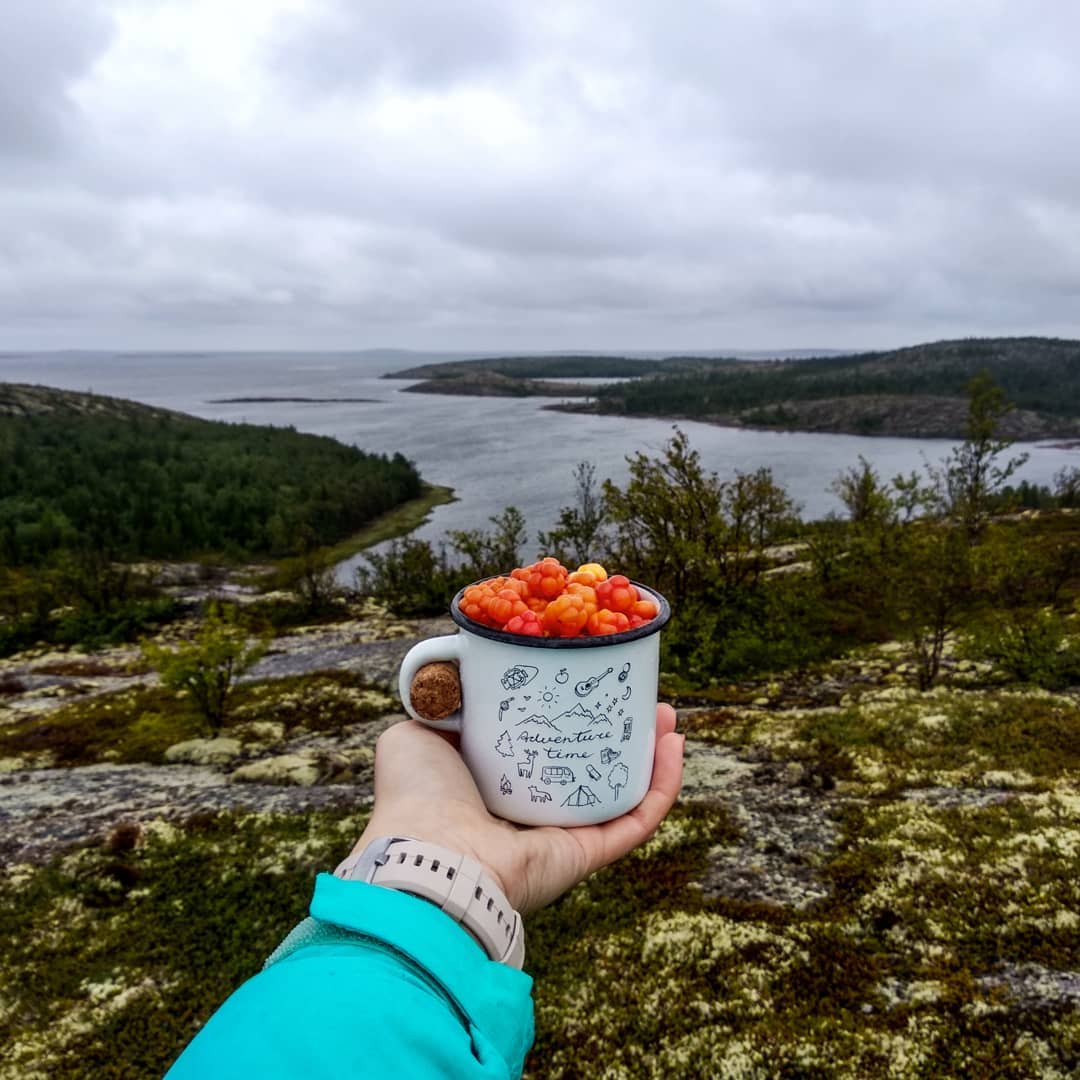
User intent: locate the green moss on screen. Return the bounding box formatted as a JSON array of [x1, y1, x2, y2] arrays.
[[677, 706, 760, 745], [4, 619, 1078, 1077], [521, 782, 1080, 1077], [794, 691, 1080, 786], [0, 671, 394, 767], [229, 671, 394, 734], [0, 686, 199, 766], [0, 808, 370, 1078], [2, 782, 1077, 1079]]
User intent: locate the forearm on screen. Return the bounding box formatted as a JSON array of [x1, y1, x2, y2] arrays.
[[166, 875, 534, 1080]]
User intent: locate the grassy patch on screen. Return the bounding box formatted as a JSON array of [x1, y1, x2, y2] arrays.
[[521, 785, 1080, 1078], [0, 685, 198, 767], [0, 672, 395, 767], [826, 793, 1080, 973], [229, 671, 395, 734], [1, 787, 1077, 1078], [682, 683, 1080, 790], [0, 809, 369, 1079], [312, 482, 455, 565], [4, 614, 1078, 1077], [797, 689, 1080, 787]]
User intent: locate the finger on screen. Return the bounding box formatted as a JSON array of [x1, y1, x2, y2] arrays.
[[656, 702, 677, 739], [562, 730, 685, 872], [600, 730, 684, 858]]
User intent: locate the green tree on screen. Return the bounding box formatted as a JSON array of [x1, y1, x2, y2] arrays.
[[537, 461, 608, 566], [926, 371, 1029, 541], [719, 466, 799, 592], [1055, 466, 1080, 507], [448, 506, 528, 580], [830, 456, 894, 527], [886, 523, 975, 690], [276, 526, 341, 615], [357, 507, 530, 616], [602, 428, 727, 610], [356, 538, 460, 616], [142, 606, 267, 734]]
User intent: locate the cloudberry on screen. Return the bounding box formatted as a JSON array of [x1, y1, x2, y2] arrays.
[[505, 610, 543, 636], [595, 574, 638, 613], [458, 560, 657, 637], [542, 594, 590, 637]]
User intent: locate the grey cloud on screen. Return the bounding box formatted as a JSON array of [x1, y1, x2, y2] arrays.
[[273, 0, 529, 94], [636, 2, 1080, 199], [2, 0, 1080, 350], [0, 1, 112, 158]]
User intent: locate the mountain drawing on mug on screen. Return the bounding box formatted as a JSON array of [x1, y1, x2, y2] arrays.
[[514, 702, 613, 737]]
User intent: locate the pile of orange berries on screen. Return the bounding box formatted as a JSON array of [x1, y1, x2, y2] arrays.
[[458, 559, 659, 638]]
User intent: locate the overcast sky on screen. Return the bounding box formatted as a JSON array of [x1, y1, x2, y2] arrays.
[[2, 0, 1079, 352]]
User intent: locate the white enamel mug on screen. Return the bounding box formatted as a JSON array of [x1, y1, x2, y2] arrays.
[[398, 581, 671, 827]]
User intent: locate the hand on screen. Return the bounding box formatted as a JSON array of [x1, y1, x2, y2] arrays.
[[348, 704, 684, 915]]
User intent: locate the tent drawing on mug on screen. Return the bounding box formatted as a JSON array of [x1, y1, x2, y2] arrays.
[[561, 785, 600, 808]]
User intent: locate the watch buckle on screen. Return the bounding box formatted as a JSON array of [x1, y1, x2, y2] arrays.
[[336, 836, 413, 883]]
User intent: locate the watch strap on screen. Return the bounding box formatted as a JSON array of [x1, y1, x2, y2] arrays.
[[335, 837, 525, 969]]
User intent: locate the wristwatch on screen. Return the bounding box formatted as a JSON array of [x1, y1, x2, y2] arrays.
[[334, 836, 525, 969]]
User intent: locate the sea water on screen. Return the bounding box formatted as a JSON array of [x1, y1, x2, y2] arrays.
[[3, 351, 1077, 573]]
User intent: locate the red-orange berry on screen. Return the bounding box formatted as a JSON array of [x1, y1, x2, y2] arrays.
[[587, 608, 630, 635], [463, 559, 656, 636], [542, 593, 590, 637], [487, 588, 528, 626], [523, 557, 568, 600], [595, 574, 637, 612], [505, 610, 543, 636]]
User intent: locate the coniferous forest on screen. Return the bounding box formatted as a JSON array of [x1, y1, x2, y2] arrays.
[[0, 384, 422, 655], [0, 393, 421, 567]]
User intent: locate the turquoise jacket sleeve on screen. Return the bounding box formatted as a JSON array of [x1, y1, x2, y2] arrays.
[[165, 873, 535, 1079]]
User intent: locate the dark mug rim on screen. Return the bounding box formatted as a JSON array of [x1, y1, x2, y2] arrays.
[[450, 578, 671, 648]]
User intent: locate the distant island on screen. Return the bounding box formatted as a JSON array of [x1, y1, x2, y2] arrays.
[[384, 337, 1080, 440], [384, 355, 657, 399], [399, 371, 596, 399], [207, 396, 377, 404], [382, 354, 663, 380]]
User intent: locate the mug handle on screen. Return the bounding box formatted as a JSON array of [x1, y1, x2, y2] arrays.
[[398, 634, 463, 732]]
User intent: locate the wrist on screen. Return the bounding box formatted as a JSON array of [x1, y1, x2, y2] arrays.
[[336, 836, 525, 968], [352, 822, 513, 908]]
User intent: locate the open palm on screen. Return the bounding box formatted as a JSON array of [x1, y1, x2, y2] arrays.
[[351, 705, 684, 914]]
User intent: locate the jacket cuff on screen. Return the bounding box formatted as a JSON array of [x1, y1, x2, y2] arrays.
[[300, 874, 534, 1076]]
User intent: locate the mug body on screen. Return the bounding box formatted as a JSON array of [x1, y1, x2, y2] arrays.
[[399, 582, 669, 826]]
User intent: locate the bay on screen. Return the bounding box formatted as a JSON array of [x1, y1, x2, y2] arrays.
[[3, 350, 1077, 573]]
